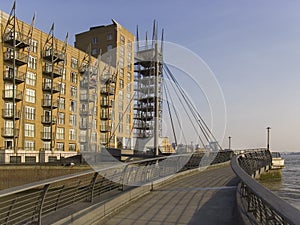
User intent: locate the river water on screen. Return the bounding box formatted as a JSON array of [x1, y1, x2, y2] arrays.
[[260, 153, 300, 210]]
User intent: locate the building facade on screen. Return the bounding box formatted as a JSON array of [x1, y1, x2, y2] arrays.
[[75, 20, 135, 149], [0, 7, 129, 163]]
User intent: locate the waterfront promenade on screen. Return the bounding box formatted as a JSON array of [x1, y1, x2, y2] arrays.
[[99, 164, 239, 225]]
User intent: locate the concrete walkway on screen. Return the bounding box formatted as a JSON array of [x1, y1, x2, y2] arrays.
[[98, 165, 240, 225]]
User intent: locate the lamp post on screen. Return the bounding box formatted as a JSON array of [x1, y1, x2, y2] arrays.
[[228, 136, 231, 150], [266, 127, 271, 151]]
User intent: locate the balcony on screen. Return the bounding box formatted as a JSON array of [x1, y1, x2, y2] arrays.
[[3, 90, 23, 102], [2, 109, 21, 120], [79, 109, 90, 116], [43, 64, 64, 78], [3, 70, 25, 84], [41, 132, 54, 141], [80, 80, 97, 89], [100, 125, 111, 133], [100, 114, 111, 120], [100, 86, 115, 96], [3, 31, 30, 49], [100, 73, 116, 84], [42, 82, 60, 93], [41, 116, 57, 124], [2, 128, 19, 138], [100, 100, 112, 108], [79, 123, 88, 129], [42, 48, 65, 63], [80, 94, 96, 102], [4, 50, 28, 66], [41, 99, 58, 109]]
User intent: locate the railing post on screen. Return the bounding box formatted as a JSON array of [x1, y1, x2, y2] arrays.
[[120, 165, 128, 191], [38, 184, 50, 225], [90, 172, 98, 203]]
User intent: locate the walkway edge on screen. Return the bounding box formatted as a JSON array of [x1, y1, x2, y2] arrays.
[[52, 161, 230, 225]]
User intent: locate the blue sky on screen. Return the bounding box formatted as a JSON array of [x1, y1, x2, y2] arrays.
[[1, 0, 300, 151]]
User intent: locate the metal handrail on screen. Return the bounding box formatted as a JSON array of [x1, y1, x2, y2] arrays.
[[0, 151, 232, 225], [231, 149, 300, 225]]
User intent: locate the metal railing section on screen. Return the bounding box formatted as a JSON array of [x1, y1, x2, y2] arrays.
[[231, 149, 300, 225], [0, 151, 232, 225]]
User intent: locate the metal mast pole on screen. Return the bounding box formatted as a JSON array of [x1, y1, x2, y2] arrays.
[[154, 40, 159, 157], [12, 4, 17, 153], [266, 127, 271, 151]]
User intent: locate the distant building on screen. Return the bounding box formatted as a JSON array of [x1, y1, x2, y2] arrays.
[[75, 20, 135, 149]]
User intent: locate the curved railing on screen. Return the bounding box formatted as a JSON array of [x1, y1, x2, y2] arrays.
[[231, 149, 300, 225], [0, 151, 232, 225]]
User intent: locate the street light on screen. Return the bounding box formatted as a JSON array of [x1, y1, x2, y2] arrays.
[[228, 136, 231, 150], [266, 127, 271, 151]]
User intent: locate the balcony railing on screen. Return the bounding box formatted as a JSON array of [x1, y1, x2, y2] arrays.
[[1, 128, 19, 138], [41, 99, 58, 109], [100, 101, 112, 108], [42, 82, 60, 93], [100, 87, 115, 95], [2, 109, 21, 120], [40, 132, 54, 140], [2, 90, 23, 102], [42, 65, 64, 78], [3, 31, 30, 49], [3, 70, 25, 84], [42, 48, 65, 63], [4, 50, 28, 66], [80, 94, 96, 102], [41, 116, 57, 124], [100, 125, 111, 132]]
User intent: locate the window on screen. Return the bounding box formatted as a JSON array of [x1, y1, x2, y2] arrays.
[[119, 79, 124, 89], [70, 86, 77, 98], [58, 97, 65, 110], [58, 82, 65, 95], [107, 33, 112, 40], [26, 72, 36, 86], [119, 46, 124, 56], [70, 114, 77, 126], [25, 89, 35, 103], [28, 55, 37, 69], [71, 58, 78, 69], [62, 68, 66, 80], [127, 72, 131, 82], [30, 40, 38, 53], [107, 45, 112, 52], [58, 112, 65, 124], [70, 72, 77, 83], [119, 57, 124, 68], [118, 124, 123, 133], [92, 37, 98, 44], [80, 130, 87, 142], [126, 114, 131, 123], [56, 127, 64, 140], [92, 48, 98, 55], [70, 100, 76, 112], [69, 144, 76, 151], [118, 101, 123, 111], [25, 106, 35, 120], [25, 141, 35, 150], [91, 132, 97, 142], [43, 141, 51, 151], [69, 129, 76, 140], [120, 35, 125, 45], [119, 68, 124, 78], [24, 123, 35, 137], [56, 142, 64, 151]]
